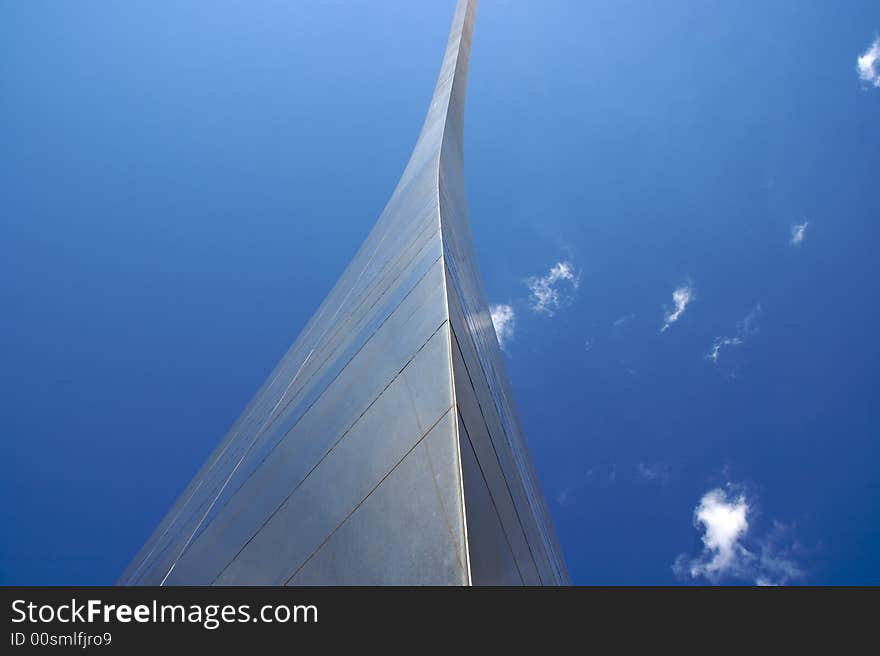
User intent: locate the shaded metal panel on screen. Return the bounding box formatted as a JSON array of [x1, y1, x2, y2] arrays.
[[446, 270, 557, 578], [451, 332, 542, 584], [457, 413, 523, 586], [433, 0, 569, 585]]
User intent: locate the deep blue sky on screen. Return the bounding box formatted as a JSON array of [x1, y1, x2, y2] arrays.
[[2, 1, 878, 585]]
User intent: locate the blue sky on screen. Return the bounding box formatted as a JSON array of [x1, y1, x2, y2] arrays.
[[1, 0, 878, 585]]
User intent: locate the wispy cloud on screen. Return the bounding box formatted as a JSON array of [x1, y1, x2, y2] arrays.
[[673, 486, 804, 585], [790, 221, 808, 246], [556, 463, 616, 507], [857, 37, 880, 88], [636, 462, 669, 483], [661, 283, 694, 333], [527, 261, 580, 316], [489, 304, 515, 350], [583, 464, 617, 483], [613, 313, 636, 328], [754, 522, 808, 586], [706, 304, 761, 366], [706, 336, 743, 364]]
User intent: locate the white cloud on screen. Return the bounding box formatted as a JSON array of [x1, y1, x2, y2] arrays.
[[527, 260, 580, 316], [687, 488, 750, 579], [661, 283, 694, 332], [674, 486, 804, 585], [790, 221, 808, 246], [489, 303, 515, 350], [613, 313, 636, 328], [706, 304, 761, 365], [857, 37, 880, 88]]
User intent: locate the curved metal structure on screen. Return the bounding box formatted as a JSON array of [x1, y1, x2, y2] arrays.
[[120, 0, 568, 586]]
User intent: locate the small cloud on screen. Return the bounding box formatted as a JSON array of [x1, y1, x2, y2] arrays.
[[674, 486, 805, 585], [680, 488, 749, 580], [739, 304, 761, 335], [790, 221, 808, 246], [857, 37, 880, 88], [636, 462, 669, 483], [556, 489, 569, 507], [527, 260, 580, 316], [612, 313, 636, 328], [661, 283, 694, 333], [489, 303, 515, 350], [584, 463, 617, 484], [706, 304, 761, 367], [557, 463, 615, 506]]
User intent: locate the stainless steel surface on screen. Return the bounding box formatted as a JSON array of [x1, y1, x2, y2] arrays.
[[120, 0, 569, 586]]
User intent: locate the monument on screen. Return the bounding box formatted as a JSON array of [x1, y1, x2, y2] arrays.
[[120, 0, 569, 586]]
